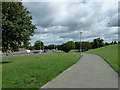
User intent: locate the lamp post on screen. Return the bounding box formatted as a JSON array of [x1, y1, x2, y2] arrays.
[[54, 44, 55, 52], [40, 41, 41, 53], [40, 30, 41, 53], [108, 23, 110, 43], [80, 32, 82, 55]]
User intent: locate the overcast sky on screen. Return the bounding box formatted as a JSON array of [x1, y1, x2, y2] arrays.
[[22, 0, 118, 45]]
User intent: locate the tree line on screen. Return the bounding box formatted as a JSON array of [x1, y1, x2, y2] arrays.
[[26, 38, 118, 53]]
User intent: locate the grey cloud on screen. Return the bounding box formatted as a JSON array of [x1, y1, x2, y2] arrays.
[[24, 2, 96, 29], [23, 1, 118, 45], [40, 26, 69, 34]]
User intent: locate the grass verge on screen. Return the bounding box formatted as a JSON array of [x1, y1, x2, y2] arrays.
[[2, 52, 82, 88]]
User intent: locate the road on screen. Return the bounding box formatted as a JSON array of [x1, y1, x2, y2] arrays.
[[41, 54, 118, 88], [1, 51, 53, 59]]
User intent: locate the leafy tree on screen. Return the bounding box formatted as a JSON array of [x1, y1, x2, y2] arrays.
[[2, 2, 36, 55], [34, 40, 44, 50], [75, 41, 92, 51], [44, 44, 56, 50], [92, 38, 104, 49], [113, 41, 117, 44], [28, 46, 34, 50], [57, 45, 62, 50], [75, 42, 80, 49], [105, 42, 110, 46], [61, 41, 75, 53], [110, 41, 114, 45], [20, 42, 31, 49], [0, 31, 2, 47], [82, 42, 92, 51]]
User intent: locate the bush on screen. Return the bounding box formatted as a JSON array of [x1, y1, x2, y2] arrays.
[[61, 41, 75, 53]]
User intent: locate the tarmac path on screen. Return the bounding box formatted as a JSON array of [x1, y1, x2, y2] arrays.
[[41, 54, 118, 88]]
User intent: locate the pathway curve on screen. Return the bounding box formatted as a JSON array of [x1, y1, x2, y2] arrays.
[[41, 54, 118, 88]]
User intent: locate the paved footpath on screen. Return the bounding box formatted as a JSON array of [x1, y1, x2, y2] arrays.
[[41, 54, 118, 88]]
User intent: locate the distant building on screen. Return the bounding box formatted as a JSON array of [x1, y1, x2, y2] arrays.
[[18, 48, 27, 51], [18, 48, 30, 53]]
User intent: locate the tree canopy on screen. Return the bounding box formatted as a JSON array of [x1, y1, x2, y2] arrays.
[[75, 41, 92, 51], [34, 40, 44, 50], [2, 2, 36, 53], [44, 44, 56, 50], [92, 38, 104, 49], [61, 41, 75, 53]]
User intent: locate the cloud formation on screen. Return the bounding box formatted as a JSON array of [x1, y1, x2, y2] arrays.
[[23, 0, 118, 45]]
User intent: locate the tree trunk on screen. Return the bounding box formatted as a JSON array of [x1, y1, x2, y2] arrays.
[[6, 51, 8, 56]]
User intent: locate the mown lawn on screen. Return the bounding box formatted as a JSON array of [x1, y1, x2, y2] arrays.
[[2, 52, 82, 88], [86, 44, 119, 75]]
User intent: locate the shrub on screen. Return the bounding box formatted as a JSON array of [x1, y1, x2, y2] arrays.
[[61, 41, 75, 53]]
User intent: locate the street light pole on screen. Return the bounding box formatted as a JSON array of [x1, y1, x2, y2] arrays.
[[108, 23, 110, 43], [40, 41, 41, 53], [80, 32, 82, 55], [40, 30, 41, 53]]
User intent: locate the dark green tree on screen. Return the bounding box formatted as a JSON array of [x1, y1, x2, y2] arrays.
[[113, 41, 117, 44], [21, 42, 31, 49], [61, 41, 75, 53], [57, 45, 62, 50], [44, 44, 56, 50], [28, 46, 34, 50], [2, 2, 36, 55], [75, 42, 80, 49], [82, 42, 92, 51], [105, 42, 110, 46], [34, 40, 44, 50], [110, 41, 114, 45], [75, 41, 92, 51], [92, 38, 104, 49]]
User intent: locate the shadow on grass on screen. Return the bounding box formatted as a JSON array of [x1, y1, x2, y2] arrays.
[[0, 61, 13, 64]]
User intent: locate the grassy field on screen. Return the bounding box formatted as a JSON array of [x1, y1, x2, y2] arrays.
[[2, 52, 82, 88], [86, 44, 119, 75]]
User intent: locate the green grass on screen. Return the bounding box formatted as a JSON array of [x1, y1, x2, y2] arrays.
[[1, 59, 13, 63], [86, 44, 119, 75], [2, 52, 82, 88]]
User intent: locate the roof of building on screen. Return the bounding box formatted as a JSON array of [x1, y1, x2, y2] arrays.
[[18, 48, 28, 51]]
